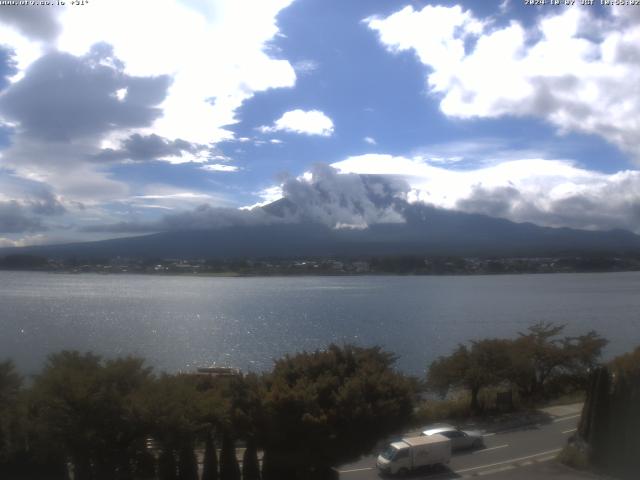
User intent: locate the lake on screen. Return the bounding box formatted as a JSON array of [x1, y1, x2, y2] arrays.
[[1, 271, 639, 376]]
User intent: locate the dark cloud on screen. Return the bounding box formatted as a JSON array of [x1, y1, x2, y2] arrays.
[[456, 186, 522, 218], [0, 200, 46, 233], [83, 204, 273, 234], [27, 188, 65, 216], [0, 7, 61, 42], [455, 178, 640, 233], [95, 134, 206, 162], [0, 43, 171, 142]]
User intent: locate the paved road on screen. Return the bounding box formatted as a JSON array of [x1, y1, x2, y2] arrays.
[[336, 410, 581, 479]]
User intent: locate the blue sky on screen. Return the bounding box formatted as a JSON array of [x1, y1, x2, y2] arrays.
[[1, 0, 640, 245]]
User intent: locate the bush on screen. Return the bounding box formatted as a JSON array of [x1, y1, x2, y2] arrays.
[[413, 393, 474, 425], [558, 444, 590, 470]]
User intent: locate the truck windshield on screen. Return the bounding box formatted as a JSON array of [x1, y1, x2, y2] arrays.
[[380, 445, 399, 461]]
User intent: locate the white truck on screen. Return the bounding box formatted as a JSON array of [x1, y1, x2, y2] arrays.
[[376, 434, 451, 476]]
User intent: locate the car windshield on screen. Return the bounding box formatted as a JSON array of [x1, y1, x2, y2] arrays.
[[380, 445, 400, 461]]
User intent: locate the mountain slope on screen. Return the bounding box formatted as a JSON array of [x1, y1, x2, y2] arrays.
[[3, 205, 640, 259]]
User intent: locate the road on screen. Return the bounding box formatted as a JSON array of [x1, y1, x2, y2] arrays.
[[336, 410, 581, 479]]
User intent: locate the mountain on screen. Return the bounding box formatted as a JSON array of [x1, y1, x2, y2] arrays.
[[3, 204, 640, 260]]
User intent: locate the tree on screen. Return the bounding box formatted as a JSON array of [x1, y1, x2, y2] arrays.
[[31, 351, 153, 480], [242, 440, 260, 480], [610, 346, 640, 375], [201, 434, 219, 480], [219, 432, 241, 480], [509, 323, 607, 400], [0, 360, 23, 472], [0, 360, 22, 455], [427, 339, 512, 413], [262, 344, 415, 479], [137, 374, 206, 480]]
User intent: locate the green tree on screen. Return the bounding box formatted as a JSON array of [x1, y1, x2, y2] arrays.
[[242, 440, 260, 480], [201, 434, 219, 480], [219, 432, 241, 480], [137, 374, 205, 480], [31, 351, 152, 480], [427, 339, 512, 413], [262, 344, 415, 479], [0, 360, 22, 458], [509, 323, 607, 400], [610, 346, 640, 375]]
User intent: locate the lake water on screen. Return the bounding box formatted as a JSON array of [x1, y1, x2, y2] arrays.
[[1, 271, 639, 376]]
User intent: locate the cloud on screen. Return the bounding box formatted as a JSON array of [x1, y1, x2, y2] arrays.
[[96, 133, 209, 164], [0, 46, 17, 91], [363, 136, 377, 145], [367, 5, 640, 160], [332, 153, 640, 233], [85, 165, 409, 233], [200, 164, 240, 172], [0, 6, 61, 42], [0, 45, 174, 201], [293, 59, 319, 75], [0, 44, 170, 142], [0, 233, 46, 248], [259, 109, 334, 136], [0, 0, 297, 237], [51, 0, 297, 145], [0, 200, 46, 233]]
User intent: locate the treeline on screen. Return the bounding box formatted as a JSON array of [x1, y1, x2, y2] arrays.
[[0, 345, 415, 480], [574, 347, 640, 479], [0, 254, 49, 270], [426, 322, 609, 413]]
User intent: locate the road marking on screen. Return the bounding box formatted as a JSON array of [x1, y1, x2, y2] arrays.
[[456, 448, 562, 473], [482, 433, 496, 437], [562, 428, 577, 434], [553, 414, 581, 423], [473, 444, 509, 454], [337, 467, 373, 474], [477, 465, 515, 476], [534, 455, 558, 463]]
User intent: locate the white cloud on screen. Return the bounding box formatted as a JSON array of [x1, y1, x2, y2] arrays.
[[46, 0, 297, 146], [331, 153, 640, 233], [200, 164, 240, 172], [0, 0, 295, 234], [367, 5, 640, 161], [242, 185, 284, 209], [259, 109, 334, 136], [0, 234, 46, 248], [363, 136, 377, 145], [293, 59, 319, 75]]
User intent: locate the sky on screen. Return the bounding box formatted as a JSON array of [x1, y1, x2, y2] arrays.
[[1, 0, 640, 246]]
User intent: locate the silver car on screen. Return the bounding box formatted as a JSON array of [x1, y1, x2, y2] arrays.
[[420, 424, 484, 451]]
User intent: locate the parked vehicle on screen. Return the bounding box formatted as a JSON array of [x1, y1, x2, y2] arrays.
[[421, 424, 484, 450], [376, 434, 451, 476]]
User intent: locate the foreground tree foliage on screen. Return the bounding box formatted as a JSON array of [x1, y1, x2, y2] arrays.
[[0, 331, 618, 480], [0, 344, 414, 480], [427, 322, 608, 410], [32, 352, 153, 480], [262, 344, 415, 480]]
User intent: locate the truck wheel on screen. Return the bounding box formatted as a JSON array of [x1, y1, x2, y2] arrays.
[[397, 467, 408, 477]]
